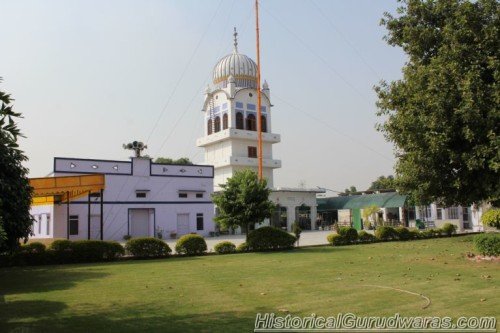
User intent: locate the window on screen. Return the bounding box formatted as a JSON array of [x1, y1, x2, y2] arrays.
[[261, 115, 267, 132], [236, 112, 244, 129], [408, 207, 416, 220], [136, 192, 147, 198], [196, 193, 203, 198], [246, 114, 256, 131], [46, 214, 51, 235], [462, 207, 469, 221], [214, 116, 221, 132], [222, 113, 228, 129], [436, 207, 443, 220], [448, 207, 459, 219], [207, 119, 213, 135], [248, 146, 257, 158], [422, 206, 432, 220], [69, 215, 79, 235], [196, 213, 204, 230], [178, 193, 188, 198]]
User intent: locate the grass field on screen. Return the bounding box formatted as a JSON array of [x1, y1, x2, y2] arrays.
[[0, 235, 498, 332]]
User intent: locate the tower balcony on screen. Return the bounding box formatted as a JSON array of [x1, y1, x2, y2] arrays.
[[196, 128, 281, 147], [212, 156, 281, 169]]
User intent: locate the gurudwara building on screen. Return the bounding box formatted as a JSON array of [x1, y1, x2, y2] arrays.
[[196, 30, 323, 232]]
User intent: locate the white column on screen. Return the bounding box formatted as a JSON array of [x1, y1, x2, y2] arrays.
[[311, 206, 318, 231], [287, 205, 295, 231], [382, 208, 388, 223], [398, 207, 404, 225]]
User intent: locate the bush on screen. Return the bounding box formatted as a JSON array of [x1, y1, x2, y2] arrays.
[[474, 233, 500, 256], [21, 242, 46, 254], [71, 240, 124, 262], [175, 234, 207, 256], [125, 237, 172, 258], [358, 231, 376, 243], [49, 239, 74, 262], [441, 223, 458, 237], [338, 227, 358, 243], [214, 241, 236, 254], [236, 242, 249, 252], [481, 209, 500, 229], [375, 226, 397, 241], [409, 229, 421, 240], [246, 227, 296, 251], [327, 234, 345, 246], [395, 227, 412, 241], [50, 239, 73, 252]]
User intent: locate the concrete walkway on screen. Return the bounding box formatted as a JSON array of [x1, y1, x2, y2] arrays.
[[164, 230, 332, 252]]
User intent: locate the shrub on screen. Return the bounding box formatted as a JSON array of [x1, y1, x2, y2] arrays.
[[338, 227, 358, 243], [481, 209, 500, 229], [21, 242, 46, 254], [375, 226, 397, 241], [175, 234, 207, 256], [441, 223, 458, 237], [327, 234, 344, 246], [236, 242, 249, 252], [123, 235, 132, 241], [395, 227, 412, 241], [473, 233, 500, 256], [50, 239, 73, 252], [358, 231, 376, 243], [409, 229, 421, 240], [125, 237, 172, 258], [420, 228, 441, 239], [71, 240, 124, 262], [49, 239, 74, 262], [214, 241, 236, 254], [246, 227, 296, 251]]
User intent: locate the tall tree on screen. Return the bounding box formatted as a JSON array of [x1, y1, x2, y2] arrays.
[[212, 170, 274, 240], [369, 175, 397, 191], [343, 186, 358, 195], [376, 0, 499, 206], [154, 157, 193, 165], [0, 79, 33, 251]]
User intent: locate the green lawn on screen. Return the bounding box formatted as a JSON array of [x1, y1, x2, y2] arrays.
[[0, 235, 498, 332]]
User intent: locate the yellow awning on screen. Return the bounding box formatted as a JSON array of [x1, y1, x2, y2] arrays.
[[30, 174, 105, 206]]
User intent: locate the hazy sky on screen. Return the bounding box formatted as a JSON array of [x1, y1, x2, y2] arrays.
[[0, 0, 406, 192]]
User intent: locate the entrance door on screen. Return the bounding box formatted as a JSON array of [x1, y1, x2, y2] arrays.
[[176, 214, 190, 236], [90, 215, 101, 239], [130, 209, 150, 237]]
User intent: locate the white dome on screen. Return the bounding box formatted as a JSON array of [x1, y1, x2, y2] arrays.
[[212, 51, 257, 85]]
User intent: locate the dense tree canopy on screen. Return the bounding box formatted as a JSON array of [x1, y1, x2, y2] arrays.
[[154, 157, 193, 165], [212, 170, 274, 240], [368, 175, 397, 191], [0, 80, 33, 251], [376, 0, 499, 206]]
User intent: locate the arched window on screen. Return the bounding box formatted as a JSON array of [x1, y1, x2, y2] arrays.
[[236, 112, 244, 129], [246, 114, 256, 131], [222, 113, 228, 130], [214, 116, 221, 133], [261, 115, 267, 132], [207, 119, 212, 135]]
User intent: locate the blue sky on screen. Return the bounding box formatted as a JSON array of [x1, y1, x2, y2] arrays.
[[0, 0, 406, 192]]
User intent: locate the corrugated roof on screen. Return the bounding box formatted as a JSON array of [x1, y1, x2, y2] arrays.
[[317, 192, 407, 211]]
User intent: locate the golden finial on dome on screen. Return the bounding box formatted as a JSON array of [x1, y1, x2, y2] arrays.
[[233, 27, 238, 53]]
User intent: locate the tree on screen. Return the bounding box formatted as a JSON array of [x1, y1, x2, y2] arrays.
[[362, 205, 380, 229], [369, 175, 397, 191], [481, 208, 500, 230], [0, 79, 33, 252], [375, 0, 499, 206], [212, 170, 274, 240], [154, 157, 193, 165], [343, 186, 358, 195]]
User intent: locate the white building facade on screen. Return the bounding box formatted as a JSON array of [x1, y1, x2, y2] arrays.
[[30, 157, 215, 241]]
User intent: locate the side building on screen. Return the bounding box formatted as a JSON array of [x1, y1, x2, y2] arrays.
[[29, 157, 215, 241]]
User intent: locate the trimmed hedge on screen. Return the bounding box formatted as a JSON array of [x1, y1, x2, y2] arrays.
[[441, 223, 458, 237], [175, 234, 207, 256], [358, 231, 376, 243], [395, 227, 412, 241], [338, 227, 358, 243], [375, 226, 397, 241], [214, 241, 236, 254], [236, 242, 249, 252], [474, 233, 500, 256], [246, 227, 296, 251], [125, 237, 171, 258], [327, 234, 344, 246], [70, 240, 124, 262], [481, 209, 500, 229], [21, 242, 46, 254]]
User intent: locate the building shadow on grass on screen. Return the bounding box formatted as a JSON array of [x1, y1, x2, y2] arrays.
[[1, 307, 262, 333], [0, 266, 109, 296]]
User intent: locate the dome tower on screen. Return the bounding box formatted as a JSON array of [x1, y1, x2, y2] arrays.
[[196, 28, 281, 190]]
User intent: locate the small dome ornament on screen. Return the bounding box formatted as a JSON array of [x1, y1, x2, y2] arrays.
[[262, 80, 269, 90]]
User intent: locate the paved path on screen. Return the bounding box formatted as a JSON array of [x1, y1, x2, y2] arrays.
[[164, 230, 332, 252]]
